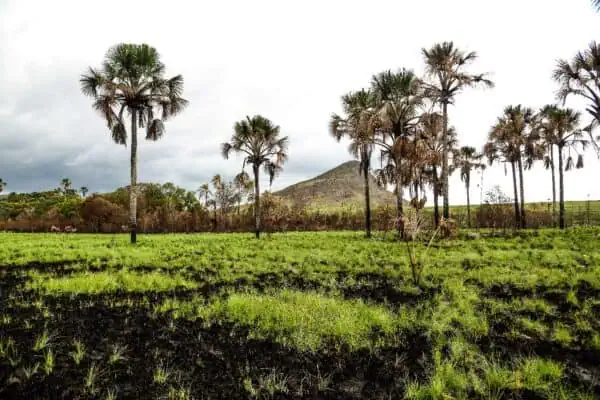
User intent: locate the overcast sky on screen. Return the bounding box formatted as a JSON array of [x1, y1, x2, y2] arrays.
[[1, 0, 599, 205]]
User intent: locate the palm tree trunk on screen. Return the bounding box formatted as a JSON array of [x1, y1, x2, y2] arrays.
[[433, 166, 439, 228], [465, 173, 471, 229], [442, 101, 450, 219], [517, 154, 526, 228], [511, 161, 520, 229], [558, 145, 565, 229], [253, 164, 261, 238], [414, 182, 420, 205], [396, 157, 404, 216], [362, 154, 372, 238], [213, 204, 217, 231], [130, 109, 138, 244], [395, 159, 404, 238], [550, 147, 557, 226]]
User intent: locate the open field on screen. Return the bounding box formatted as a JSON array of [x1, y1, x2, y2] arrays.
[[1, 230, 599, 399]]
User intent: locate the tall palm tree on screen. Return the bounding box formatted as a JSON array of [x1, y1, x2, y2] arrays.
[[222, 115, 288, 238], [81, 43, 188, 244], [330, 89, 376, 238], [421, 42, 494, 219], [489, 106, 539, 228], [80, 187, 89, 198], [452, 146, 486, 228], [0, 179, 6, 194], [197, 183, 211, 207], [370, 69, 423, 225], [417, 112, 458, 227], [538, 106, 590, 229], [234, 171, 252, 215], [539, 105, 560, 225], [485, 126, 522, 229]]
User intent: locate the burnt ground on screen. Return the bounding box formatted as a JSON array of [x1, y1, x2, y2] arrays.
[[0, 265, 432, 400], [1, 262, 599, 399]]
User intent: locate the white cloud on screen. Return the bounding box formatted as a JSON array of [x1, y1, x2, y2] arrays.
[[0, 0, 599, 204]]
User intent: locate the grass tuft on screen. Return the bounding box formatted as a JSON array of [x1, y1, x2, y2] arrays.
[[214, 290, 396, 351]]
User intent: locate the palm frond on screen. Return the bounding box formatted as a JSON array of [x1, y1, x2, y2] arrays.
[[146, 119, 165, 141], [80, 67, 105, 97], [221, 143, 233, 159], [565, 155, 574, 171], [111, 120, 127, 145]]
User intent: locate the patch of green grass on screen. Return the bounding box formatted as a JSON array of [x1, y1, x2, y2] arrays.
[[515, 358, 563, 393], [515, 317, 549, 338], [70, 340, 85, 365], [213, 290, 396, 351], [551, 324, 573, 346], [28, 270, 198, 295]]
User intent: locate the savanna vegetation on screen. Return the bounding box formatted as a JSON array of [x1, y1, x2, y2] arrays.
[[0, 229, 599, 398], [2, 3, 600, 399]]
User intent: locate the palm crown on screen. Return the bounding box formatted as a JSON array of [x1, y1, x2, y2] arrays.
[[222, 115, 288, 185], [421, 42, 494, 105], [80, 43, 188, 144], [487, 105, 538, 163], [371, 69, 422, 143], [330, 89, 376, 167], [452, 146, 485, 182], [539, 106, 587, 169], [418, 112, 458, 167]]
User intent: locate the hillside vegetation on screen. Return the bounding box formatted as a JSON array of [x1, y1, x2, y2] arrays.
[[274, 161, 396, 211]]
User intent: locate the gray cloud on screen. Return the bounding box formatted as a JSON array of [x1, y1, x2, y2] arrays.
[[1, 0, 599, 204]]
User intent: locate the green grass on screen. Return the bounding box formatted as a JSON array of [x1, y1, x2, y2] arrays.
[[27, 270, 198, 294], [213, 290, 396, 351], [1, 228, 599, 397]]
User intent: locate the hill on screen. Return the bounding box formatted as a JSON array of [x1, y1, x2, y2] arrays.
[[274, 161, 396, 210]]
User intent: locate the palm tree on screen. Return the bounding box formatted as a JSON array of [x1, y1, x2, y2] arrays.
[[234, 171, 252, 215], [538, 106, 590, 229], [80, 43, 188, 244], [0, 179, 6, 194], [417, 112, 458, 227], [538, 105, 560, 225], [370, 69, 423, 226], [452, 146, 486, 228], [489, 106, 539, 228], [207, 198, 217, 231], [80, 187, 89, 198], [221, 115, 288, 238], [60, 178, 72, 194], [211, 174, 224, 220], [330, 89, 376, 238], [197, 183, 211, 207], [485, 126, 522, 229], [421, 42, 494, 219]]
